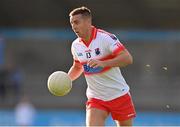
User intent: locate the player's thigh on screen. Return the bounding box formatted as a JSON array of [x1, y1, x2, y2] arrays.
[[86, 108, 109, 126], [115, 118, 133, 127]]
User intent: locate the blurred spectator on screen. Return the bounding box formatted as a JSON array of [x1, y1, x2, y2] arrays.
[[0, 67, 8, 101], [0, 35, 5, 65], [0, 56, 23, 103], [15, 95, 36, 126], [0, 35, 6, 101], [5, 60, 23, 102], [0, 36, 23, 103]]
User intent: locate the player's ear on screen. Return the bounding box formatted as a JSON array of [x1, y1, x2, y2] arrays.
[[87, 17, 92, 24]]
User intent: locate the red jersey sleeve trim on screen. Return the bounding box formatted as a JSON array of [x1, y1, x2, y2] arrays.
[[112, 45, 125, 56]]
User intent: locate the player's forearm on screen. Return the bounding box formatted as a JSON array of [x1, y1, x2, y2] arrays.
[[103, 52, 133, 67], [68, 66, 83, 81]]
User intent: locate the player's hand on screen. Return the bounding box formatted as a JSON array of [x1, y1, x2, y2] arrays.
[[87, 59, 105, 68]]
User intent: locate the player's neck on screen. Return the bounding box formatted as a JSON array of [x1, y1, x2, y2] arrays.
[[82, 27, 92, 43]]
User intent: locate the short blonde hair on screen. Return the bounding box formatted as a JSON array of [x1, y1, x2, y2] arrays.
[[69, 6, 91, 18]]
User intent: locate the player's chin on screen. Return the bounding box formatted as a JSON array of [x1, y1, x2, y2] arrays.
[[75, 32, 83, 37], [76, 34, 80, 37], [75, 33, 80, 37]]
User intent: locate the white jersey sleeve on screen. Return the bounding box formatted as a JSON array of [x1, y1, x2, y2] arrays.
[[105, 34, 126, 55]]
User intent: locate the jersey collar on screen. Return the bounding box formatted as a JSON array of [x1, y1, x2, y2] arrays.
[[79, 26, 97, 47]]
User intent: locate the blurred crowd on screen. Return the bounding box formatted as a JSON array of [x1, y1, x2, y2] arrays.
[[0, 36, 36, 126], [15, 95, 36, 126], [0, 61, 23, 103], [0, 36, 23, 104]]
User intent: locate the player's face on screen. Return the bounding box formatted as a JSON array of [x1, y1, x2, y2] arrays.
[[70, 14, 90, 38]]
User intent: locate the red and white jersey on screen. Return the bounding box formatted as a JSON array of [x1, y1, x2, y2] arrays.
[[71, 26, 130, 101]]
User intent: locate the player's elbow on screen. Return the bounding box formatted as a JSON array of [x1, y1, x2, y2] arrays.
[[127, 54, 133, 65], [123, 50, 133, 65], [129, 55, 133, 64]]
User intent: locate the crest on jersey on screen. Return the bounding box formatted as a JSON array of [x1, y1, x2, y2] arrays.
[[110, 34, 118, 41], [95, 48, 100, 55]]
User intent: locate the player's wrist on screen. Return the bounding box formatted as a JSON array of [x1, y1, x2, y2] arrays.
[[101, 61, 110, 68]]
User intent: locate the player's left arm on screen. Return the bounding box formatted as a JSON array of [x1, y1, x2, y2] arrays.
[[88, 49, 133, 68]]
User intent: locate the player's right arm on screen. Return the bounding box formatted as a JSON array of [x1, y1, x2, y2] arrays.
[[68, 61, 83, 81]]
